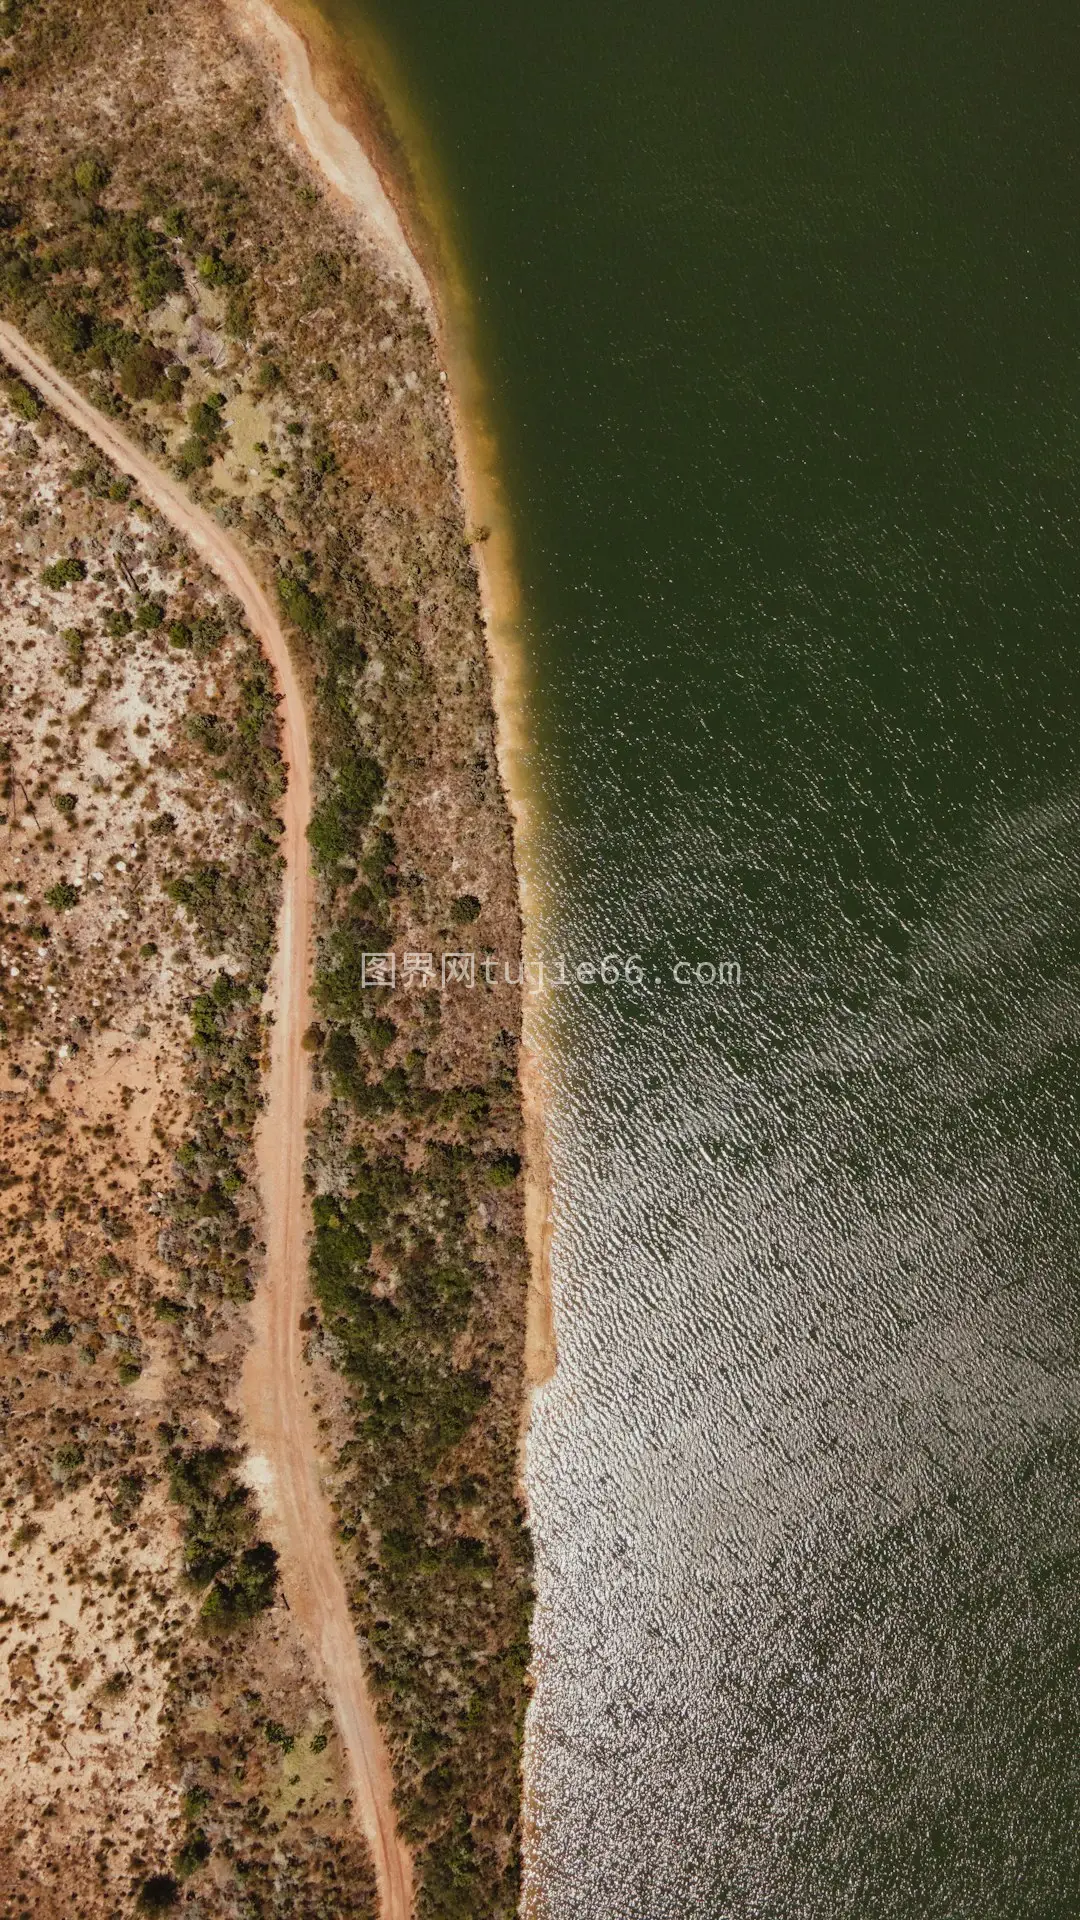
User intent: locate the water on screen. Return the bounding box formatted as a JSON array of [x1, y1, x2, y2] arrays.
[[316, 0, 1080, 1911]]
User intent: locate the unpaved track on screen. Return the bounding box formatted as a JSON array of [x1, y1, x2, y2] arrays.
[[0, 321, 413, 1920]]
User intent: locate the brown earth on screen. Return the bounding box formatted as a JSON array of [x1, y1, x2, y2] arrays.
[[0, 319, 410, 1916], [0, 384, 378, 1914]]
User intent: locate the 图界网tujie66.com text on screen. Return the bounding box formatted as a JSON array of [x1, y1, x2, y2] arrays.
[[354, 951, 742, 992]]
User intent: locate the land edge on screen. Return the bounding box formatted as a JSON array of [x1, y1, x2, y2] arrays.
[[223, 0, 559, 1410], [0, 318, 413, 1920]]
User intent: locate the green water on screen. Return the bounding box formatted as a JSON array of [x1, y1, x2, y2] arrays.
[[320, 1, 1080, 1913]]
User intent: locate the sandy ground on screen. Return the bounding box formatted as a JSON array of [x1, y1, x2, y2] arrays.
[[227, 0, 557, 1407], [0, 321, 412, 1919]]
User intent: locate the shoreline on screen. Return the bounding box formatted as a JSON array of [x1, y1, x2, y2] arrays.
[[226, 0, 557, 1399]]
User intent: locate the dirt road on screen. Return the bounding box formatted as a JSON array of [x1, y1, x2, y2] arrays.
[[0, 320, 413, 1920]]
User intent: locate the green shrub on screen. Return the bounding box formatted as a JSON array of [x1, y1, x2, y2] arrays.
[[44, 880, 79, 910], [123, 216, 180, 309], [72, 154, 110, 198], [175, 435, 211, 477], [41, 556, 86, 589], [191, 612, 226, 654], [201, 1543, 279, 1628], [314, 921, 389, 1020], [190, 992, 223, 1050], [307, 751, 385, 872], [174, 1829, 211, 1878], [62, 626, 85, 677], [103, 607, 132, 637], [51, 791, 76, 816], [40, 302, 95, 363], [186, 711, 227, 755], [418, 1814, 481, 1917], [188, 396, 224, 441], [5, 377, 41, 421], [169, 1447, 279, 1626], [450, 893, 482, 924], [167, 620, 192, 649], [111, 1473, 144, 1521], [136, 254, 183, 309], [487, 1153, 521, 1188], [196, 248, 232, 287], [119, 341, 168, 400], [277, 569, 323, 634]]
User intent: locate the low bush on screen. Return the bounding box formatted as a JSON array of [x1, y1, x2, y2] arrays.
[[174, 1828, 211, 1878], [6, 376, 41, 421], [44, 880, 79, 910], [276, 569, 323, 634], [119, 341, 170, 401], [168, 1446, 278, 1628], [41, 555, 86, 589], [307, 750, 385, 873], [175, 434, 211, 477], [487, 1153, 521, 1188]]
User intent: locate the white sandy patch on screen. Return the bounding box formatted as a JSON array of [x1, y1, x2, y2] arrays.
[[230, 0, 430, 314], [238, 1449, 280, 1518]]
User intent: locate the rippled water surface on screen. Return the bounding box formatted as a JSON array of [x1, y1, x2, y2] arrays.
[[321, 0, 1080, 1910]]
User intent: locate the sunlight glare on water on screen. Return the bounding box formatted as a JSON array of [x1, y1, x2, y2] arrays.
[[317, 0, 1080, 1909]]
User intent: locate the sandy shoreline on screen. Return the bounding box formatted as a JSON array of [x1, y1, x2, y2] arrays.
[[226, 0, 557, 1397]]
